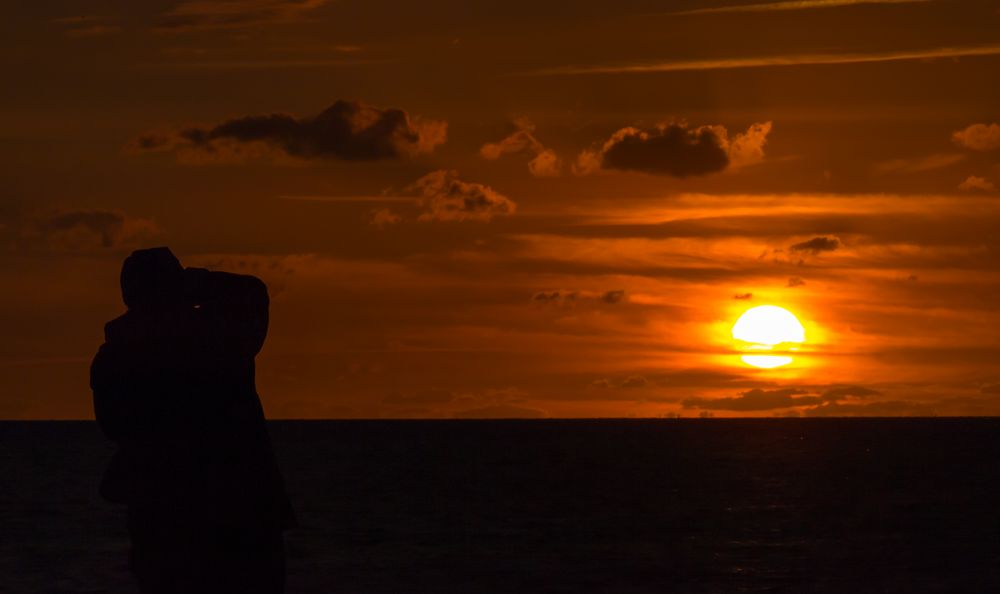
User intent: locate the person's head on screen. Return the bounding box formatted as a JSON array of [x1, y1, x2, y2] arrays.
[[120, 247, 185, 311]]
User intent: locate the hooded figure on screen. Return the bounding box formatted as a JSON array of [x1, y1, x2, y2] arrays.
[[91, 247, 293, 594]]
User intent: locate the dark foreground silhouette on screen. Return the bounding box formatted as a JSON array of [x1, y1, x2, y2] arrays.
[[90, 247, 293, 594]]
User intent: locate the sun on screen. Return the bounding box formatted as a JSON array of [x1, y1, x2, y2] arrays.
[[732, 305, 805, 369]]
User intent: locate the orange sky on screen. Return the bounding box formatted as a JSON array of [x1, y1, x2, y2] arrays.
[[2, 0, 1000, 418]]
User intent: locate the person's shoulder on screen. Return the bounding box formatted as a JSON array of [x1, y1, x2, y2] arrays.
[[103, 313, 132, 342]]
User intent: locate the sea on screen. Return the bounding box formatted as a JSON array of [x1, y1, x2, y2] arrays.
[[3, 419, 1000, 593]]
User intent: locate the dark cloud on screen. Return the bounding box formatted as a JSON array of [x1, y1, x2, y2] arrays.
[[132, 100, 446, 162], [682, 384, 902, 414], [16, 209, 160, 251], [453, 404, 546, 419], [733, 292, 753, 300], [683, 388, 821, 411], [409, 170, 516, 222], [534, 289, 626, 307], [620, 375, 649, 388], [576, 121, 771, 177], [790, 236, 841, 254], [533, 290, 577, 305], [156, 0, 329, 32], [804, 400, 938, 417], [981, 384, 1000, 395], [821, 385, 880, 401], [787, 276, 806, 287]]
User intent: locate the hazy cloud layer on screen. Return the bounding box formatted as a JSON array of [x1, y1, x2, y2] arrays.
[[132, 100, 446, 163], [575, 121, 771, 177], [12, 209, 160, 251], [952, 123, 1000, 151]]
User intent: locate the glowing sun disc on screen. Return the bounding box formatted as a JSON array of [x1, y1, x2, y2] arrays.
[[740, 355, 794, 369], [732, 305, 805, 346], [732, 305, 805, 369]]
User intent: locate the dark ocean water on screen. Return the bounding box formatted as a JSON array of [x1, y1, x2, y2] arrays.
[[3, 419, 1000, 593]]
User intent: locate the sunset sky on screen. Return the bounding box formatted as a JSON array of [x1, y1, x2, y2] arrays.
[[3, 0, 1000, 419]]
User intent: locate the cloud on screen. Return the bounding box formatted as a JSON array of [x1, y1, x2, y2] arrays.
[[54, 15, 121, 37], [575, 121, 772, 177], [17, 209, 160, 251], [156, 0, 329, 32], [453, 404, 546, 419], [70, 25, 121, 37], [533, 289, 626, 306], [873, 153, 965, 174], [733, 293, 753, 300], [408, 170, 516, 222], [591, 376, 650, 389], [683, 388, 820, 411], [787, 276, 806, 287], [673, 0, 931, 15], [958, 176, 996, 192], [790, 236, 840, 254], [131, 100, 447, 163], [804, 400, 936, 417], [727, 122, 773, 169], [369, 208, 402, 228], [952, 123, 1000, 151], [527, 44, 1000, 75], [621, 376, 649, 388], [820, 385, 880, 401], [982, 384, 1000, 395], [480, 119, 562, 177], [533, 290, 578, 305]]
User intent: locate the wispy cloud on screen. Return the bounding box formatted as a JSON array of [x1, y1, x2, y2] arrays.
[[156, 0, 329, 32], [673, 0, 932, 16], [873, 153, 964, 174], [278, 195, 415, 203], [524, 44, 1000, 75]]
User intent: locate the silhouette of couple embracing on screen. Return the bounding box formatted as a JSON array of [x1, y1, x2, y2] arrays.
[[91, 247, 294, 594]]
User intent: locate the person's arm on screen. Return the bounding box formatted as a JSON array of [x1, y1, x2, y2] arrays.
[[91, 339, 157, 443], [183, 268, 270, 357]]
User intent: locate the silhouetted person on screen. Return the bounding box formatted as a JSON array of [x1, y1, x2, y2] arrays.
[[91, 247, 294, 594]]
